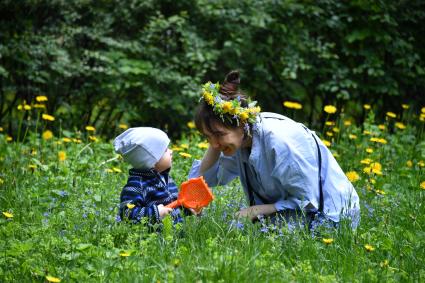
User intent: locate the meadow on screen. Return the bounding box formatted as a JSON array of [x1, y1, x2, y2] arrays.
[[1, 100, 425, 282]]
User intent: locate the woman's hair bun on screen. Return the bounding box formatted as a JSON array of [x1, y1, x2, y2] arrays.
[[220, 70, 241, 97], [224, 70, 240, 85]]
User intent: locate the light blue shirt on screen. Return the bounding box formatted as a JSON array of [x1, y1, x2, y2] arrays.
[[189, 112, 360, 223]]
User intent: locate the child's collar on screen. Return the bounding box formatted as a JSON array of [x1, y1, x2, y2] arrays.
[[129, 167, 170, 178]]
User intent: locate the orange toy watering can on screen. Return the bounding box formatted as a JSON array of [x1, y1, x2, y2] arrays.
[[165, 176, 214, 210]]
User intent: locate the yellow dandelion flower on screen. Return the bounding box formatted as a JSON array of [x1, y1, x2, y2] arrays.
[[322, 140, 331, 147], [28, 164, 37, 169], [105, 168, 114, 173], [239, 111, 249, 121], [325, 121, 335, 126], [24, 105, 31, 110], [36, 95, 48, 102], [386, 112, 396, 118], [73, 138, 82, 143], [380, 260, 389, 268], [6, 136, 13, 142], [349, 134, 357, 140], [332, 127, 340, 133], [179, 152, 192, 158], [187, 121, 195, 129], [33, 103, 46, 109], [204, 92, 214, 105], [120, 252, 131, 257], [332, 151, 340, 158], [420, 181, 425, 190], [62, 137, 72, 143], [58, 151, 66, 161], [197, 142, 209, 149], [126, 203, 135, 209], [180, 144, 189, 149], [363, 130, 371, 135], [89, 136, 98, 142], [401, 104, 409, 109], [283, 101, 303, 110], [420, 114, 425, 122], [366, 148, 373, 153], [375, 189, 386, 195], [42, 114, 55, 121], [370, 178, 376, 184], [42, 130, 53, 140], [378, 124, 386, 130], [346, 171, 360, 182], [364, 244, 375, 252], [171, 146, 183, 152], [344, 120, 352, 126], [222, 101, 233, 113], [324, 105, 337, 114], [2, 212, 13, 218], [17, 104, 23, 110], [0, 127, 3, 132], [85, 125, 95, 132], [0, 178, 4, 185], [326, 131, 333, 137], [322, 238, 334, 245], [406, 160, 413, 168], [418, 160, 424, 167], [363, 104, 371, 110], [112, 167, 122, 173], [45, 276, 61, 282], [395, 122, 406, 130], [229, 107, 240, 115], [377, 138, 387, 144], [119, 123, 129, 130]]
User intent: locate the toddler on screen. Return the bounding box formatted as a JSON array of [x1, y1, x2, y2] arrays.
[[114, 127, 187, 225]]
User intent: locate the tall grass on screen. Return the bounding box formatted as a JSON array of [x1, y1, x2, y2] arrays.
[[0, 107, 424, 282]]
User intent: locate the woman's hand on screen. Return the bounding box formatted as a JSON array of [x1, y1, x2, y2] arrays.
[[235, 204, 277, 221], [158, 204, 173, 219]]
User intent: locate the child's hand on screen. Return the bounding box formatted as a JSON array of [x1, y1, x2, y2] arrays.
[[158, 204, 173, 219]]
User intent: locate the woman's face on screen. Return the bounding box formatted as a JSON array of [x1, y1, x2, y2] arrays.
[[202, 122, 247, 156]]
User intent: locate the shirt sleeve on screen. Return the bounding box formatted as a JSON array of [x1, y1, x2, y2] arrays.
[[188, 154, 239, 187]]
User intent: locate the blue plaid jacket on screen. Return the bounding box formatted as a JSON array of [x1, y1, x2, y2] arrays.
[[119, 168, 183, 224]]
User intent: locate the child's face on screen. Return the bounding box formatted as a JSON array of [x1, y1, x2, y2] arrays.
[[154, 148, 173, 173]]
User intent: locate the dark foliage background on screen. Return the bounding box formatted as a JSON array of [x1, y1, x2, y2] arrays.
[[1, 0, 424, 138]]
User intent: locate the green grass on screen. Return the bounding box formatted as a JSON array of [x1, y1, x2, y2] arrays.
[[1, 113, 424, 282]]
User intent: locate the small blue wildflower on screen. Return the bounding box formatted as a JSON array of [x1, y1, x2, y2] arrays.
[[260, 226, 269, 233], [43, 212, 50, 217], [115, 215, 122, 223], [229, 220, 244, 230], [209, 83, 215, 89], [237, 96, 241, 101], [82, 213, 87, 219], [58, 190, 68, 197]]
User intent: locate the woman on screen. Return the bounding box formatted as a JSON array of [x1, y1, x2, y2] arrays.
[[189, 70, 360, 229]]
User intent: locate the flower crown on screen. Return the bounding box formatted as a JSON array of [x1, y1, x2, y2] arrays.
[[201, 82, 261, 125]]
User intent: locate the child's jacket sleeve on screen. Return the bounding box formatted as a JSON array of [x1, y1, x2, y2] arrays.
[[119, 186, 161, 224]]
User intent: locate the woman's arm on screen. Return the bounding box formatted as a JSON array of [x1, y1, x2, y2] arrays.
[[199, 146, 221, 175], [235, 204, 277, 221]]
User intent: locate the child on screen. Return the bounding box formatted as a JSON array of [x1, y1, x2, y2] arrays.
[[114, 127, 188, 225]]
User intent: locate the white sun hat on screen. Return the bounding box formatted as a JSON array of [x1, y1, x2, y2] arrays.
[[113, 127, 170, 169]]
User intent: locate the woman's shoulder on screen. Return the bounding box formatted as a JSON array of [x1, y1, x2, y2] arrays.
[[256, 112, 302, 137]]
